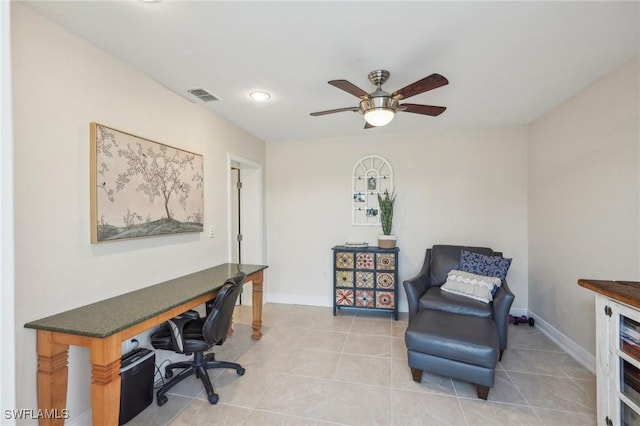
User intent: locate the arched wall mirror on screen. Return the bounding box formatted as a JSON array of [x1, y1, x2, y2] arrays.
[[352, 154, 393, 226]]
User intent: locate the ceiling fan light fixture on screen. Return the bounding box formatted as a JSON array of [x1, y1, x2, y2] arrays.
[[360, 96, 397, 127], [364, 108, 395, 127]]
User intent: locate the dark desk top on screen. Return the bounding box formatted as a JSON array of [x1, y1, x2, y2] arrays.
[[24, 263, 268, 338], [578, 279, 640, 309]]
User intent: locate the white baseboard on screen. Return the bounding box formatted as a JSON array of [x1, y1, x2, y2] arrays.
[[509, 307, 528, 317], [265, 293, 409, 312], [265, 293, 333, 307], [528, 309, 596, 375]]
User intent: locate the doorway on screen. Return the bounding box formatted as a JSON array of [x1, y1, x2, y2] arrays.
[[228, 155, 264, 305]]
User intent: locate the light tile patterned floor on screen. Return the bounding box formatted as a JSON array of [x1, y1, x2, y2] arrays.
[[127, 303, 596, 426]]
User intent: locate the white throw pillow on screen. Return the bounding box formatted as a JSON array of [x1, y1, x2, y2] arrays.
[[440, 270, 502, 303]]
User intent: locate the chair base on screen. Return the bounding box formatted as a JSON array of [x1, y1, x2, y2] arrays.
[[156, 351, 245, 406]]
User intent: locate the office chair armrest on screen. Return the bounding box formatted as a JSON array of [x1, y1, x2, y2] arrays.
[[167, 316, 195, 353], [179, 310, 201, 320]]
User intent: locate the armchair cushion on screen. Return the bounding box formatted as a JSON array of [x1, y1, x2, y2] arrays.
[[419, 287, 493, 318], [430, 245, 494, 286], [459, 250, 512, 280], [441, 270, 502, 303]]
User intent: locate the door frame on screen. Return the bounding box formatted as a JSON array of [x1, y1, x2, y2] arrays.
[[227, 154, 264, 267], [1, 0, 16, 417]]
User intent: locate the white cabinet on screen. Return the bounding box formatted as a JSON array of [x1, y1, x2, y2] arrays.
[[583, 279, 640, 426]]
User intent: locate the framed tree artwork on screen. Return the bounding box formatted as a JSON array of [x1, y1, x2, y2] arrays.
[[90, 123, 204, 242]]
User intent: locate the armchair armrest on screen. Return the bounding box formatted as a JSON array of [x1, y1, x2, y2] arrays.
[[492, 279, 515, 351], [403, 249, 432, 320]]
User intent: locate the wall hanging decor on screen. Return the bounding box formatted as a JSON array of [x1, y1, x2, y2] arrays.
[[352, 154, 393, 226], [90, 123, 204, 242]]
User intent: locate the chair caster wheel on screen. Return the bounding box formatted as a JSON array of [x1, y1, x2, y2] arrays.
[[208, 393, 219, 404], [157, 394, 168, 406], [165, 369, 173, 379], [237, 367, 246, 376], [528, 317, 535, 327]]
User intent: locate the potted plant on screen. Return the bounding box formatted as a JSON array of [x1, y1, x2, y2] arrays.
[[377, 189, 396, 248]]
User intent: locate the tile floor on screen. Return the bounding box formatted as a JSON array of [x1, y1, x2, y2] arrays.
[[127, 303, 596, 426]]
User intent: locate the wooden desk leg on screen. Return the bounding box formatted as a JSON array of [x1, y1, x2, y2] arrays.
[[251, 271, 264, 340], [37, 331, 69, 426], [90, 334, 121, 426]]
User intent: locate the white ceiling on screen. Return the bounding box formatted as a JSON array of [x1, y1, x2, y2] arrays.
[[23, 1, 639, 142]]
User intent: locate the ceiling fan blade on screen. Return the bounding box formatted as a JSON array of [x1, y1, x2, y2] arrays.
[[400, 103, 447, 116], [328, 80, 370, 99], [310, 107, 359, 116], [392, 73, 449, 100], [364, 122, 376, 129]]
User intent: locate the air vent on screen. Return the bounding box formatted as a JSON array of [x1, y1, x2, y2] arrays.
[[187, 88, 220, 102]]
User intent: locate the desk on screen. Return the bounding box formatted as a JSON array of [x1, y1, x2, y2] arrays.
[[24, 263, 268, 426]]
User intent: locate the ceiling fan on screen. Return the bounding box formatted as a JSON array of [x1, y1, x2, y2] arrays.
[[310, 70, 448, 128]]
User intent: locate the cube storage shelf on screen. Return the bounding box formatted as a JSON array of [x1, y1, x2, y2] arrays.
[[597, 298, 640, 426], [578, 279, 640, 426], [332, 245, 399, 320]]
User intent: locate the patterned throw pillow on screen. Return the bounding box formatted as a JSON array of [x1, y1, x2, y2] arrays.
[[441, 270, 502, 303], [459, 250, 512, 280]]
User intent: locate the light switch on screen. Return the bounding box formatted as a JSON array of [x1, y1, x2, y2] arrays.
[[208, 226, 214, 238]]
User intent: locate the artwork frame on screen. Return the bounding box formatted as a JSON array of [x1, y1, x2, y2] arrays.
[[90, 123, 204, 243]]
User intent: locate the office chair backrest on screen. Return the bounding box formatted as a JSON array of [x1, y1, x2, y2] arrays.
[[202, 272, 246, 345]]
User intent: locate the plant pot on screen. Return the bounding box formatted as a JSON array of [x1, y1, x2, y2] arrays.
[[378, 235, 397, 249]]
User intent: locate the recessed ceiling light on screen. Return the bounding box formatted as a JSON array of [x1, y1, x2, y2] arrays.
[[249, 91, 271, 101]]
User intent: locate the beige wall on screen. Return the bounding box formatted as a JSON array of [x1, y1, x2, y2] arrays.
[[12, 4, 265, 420], [266, 127, 529, 312], [528, 58, 640, 356]]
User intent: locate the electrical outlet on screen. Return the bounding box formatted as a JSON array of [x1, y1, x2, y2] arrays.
[[122, 338, 139, 354], [208, 225, 214, 238]]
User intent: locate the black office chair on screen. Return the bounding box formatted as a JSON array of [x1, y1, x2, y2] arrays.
[[150, 272, 246, 405]]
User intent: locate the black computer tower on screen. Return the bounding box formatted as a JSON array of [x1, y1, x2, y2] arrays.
[[119, 348, 155, 425]]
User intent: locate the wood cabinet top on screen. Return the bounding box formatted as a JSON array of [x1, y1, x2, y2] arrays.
[[578, 279, 640, 309], [333, 245, 399, 252]]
